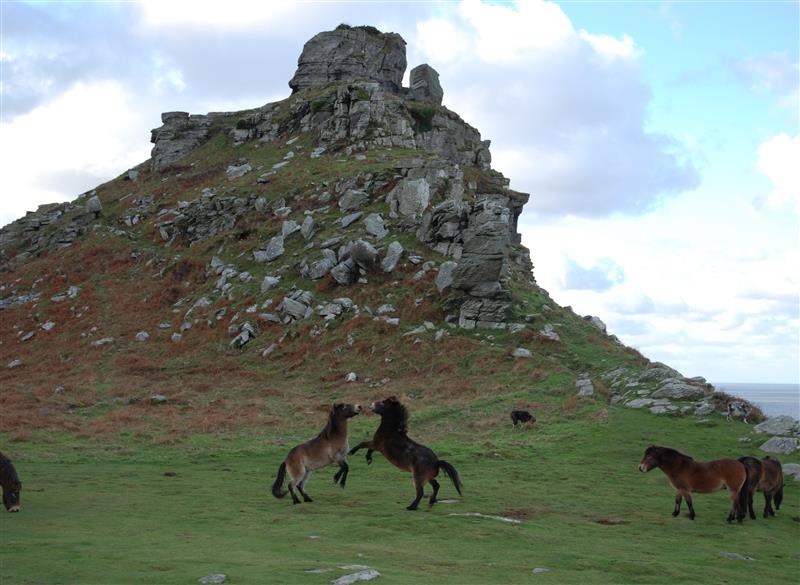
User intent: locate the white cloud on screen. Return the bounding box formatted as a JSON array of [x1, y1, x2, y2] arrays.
[[561, 256, 625, 291], [415, 0, 699, 217], [757, 133, 800, 212], [140, 0, 295, 27], [0, 81, 152, 226]]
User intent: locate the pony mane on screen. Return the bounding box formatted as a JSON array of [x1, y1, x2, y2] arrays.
[[379, 398, 409, 434], [659, 446, 693, 463], [320, 406, 341, 439]]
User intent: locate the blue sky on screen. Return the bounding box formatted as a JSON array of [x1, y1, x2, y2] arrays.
[[1, 0, 798, 383]]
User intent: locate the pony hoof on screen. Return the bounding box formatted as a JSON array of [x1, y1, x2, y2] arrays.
[[406, 505, 419, 511], [671, 511, 679, 517]]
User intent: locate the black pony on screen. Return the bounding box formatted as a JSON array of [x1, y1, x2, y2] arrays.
[[350, 396, 462, 510], [0, 451, 22, 512]]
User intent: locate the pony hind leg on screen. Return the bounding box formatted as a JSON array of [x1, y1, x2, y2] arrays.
[[683, 493, 695, 520], [429, 478, 440, 506], [297, 470, 314, 502], [333, 461, 349, 488], [763, 493, 774, 518], [672, 494, 682, 517], [407, 475, 426, 511]]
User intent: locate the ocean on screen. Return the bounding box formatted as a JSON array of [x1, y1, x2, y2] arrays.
[[713, 382, 800, 419]]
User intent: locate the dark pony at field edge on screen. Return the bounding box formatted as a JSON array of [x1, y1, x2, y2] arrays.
[[510, 410, 534, 427], [0, 451, 22, 512], [639, 445, 747, 523], [349, 396, 462, 510], [272, 403, 361, 504]]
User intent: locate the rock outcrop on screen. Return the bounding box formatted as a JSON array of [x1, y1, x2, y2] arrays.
[[289, 25, 406, 94], [409, 64, 444, 105]]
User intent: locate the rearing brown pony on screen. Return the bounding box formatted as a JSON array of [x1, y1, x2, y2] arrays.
[[639, 445, 747, 523], [349, 396, 462, 510], [272, 403, 361, 504]]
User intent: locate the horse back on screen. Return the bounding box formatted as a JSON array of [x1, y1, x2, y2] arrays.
[[684, 459, 745, 493], [375, 432, 438, 474]]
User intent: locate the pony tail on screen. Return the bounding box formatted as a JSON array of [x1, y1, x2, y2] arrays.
[[272, 462, 288, 499], [438, 460, 463, 496], [736, 479, 748, 521]]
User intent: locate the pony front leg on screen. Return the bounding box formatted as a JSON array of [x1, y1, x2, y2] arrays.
[[429, 478, 440, 506], [348, 441, 372, 456]]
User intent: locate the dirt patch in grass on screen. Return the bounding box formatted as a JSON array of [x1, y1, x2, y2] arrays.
[[593, 517, 629, 526]]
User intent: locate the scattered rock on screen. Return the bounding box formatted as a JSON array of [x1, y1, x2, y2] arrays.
[[721, 552, 754, 561], [782, 463, 800, 481], [338, 189, 370, 211], [255, 236, 286, 263], [91, 337, 114, 347], [301, 215, 315, 240], [436, 261, 457, 292], [86, 195, 103, 216], [331, 569, 381, 585], [20, 331, 35, 342], [7, 359, 22, 369], [345, 372, 357, 382], [150, 394, 168, 404], [380, 241, 404, 273], [261, 276, 281, 293], [282, 220, 301, 237], [387, 178, 430, 218], [41, 321, 55, 331], [198, 574, 227, 584], [651, 378, 707, 400], [759, 437, 799, 454], [531, 568, 551, 575], [340, 212, 363, 228], [754, 416, 800, 437], [135, 331, 150, 342], [511, 348, 532, 359], [364, 213, 389, 239], [448, 512, 521, 524], [576, 378, 594, 397], [226, 162, 251, 179], [171, 333, 182, 343], [539, 324, 560, 341]]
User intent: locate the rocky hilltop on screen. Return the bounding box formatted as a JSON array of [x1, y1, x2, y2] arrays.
[[0, 25, 795, 453]]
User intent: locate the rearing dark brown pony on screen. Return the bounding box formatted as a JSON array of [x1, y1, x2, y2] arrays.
[[272, 403, 361, 504], [639, 446, 746, 523], [349, 396, 462, 510], [0, 451, 22, 513]]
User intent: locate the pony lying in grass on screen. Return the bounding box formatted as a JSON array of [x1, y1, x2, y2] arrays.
[[349, 396, 462, 510], [639, 445, 746, 523], [0, 451, 21, 513], [272, 403, 361, 504]]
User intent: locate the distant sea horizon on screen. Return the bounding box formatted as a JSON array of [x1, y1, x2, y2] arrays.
[[712, 382, 799, 419]]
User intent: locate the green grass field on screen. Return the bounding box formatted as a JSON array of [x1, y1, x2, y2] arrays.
[[2, 406, 798, 585]]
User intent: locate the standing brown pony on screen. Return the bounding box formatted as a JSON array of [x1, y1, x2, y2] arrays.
[[272, 403, 361, 504], [349, 396, 462, 510], [0, 451, 22, 513], [639, 446, 747, 523], [757, 456, 784, 518]]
